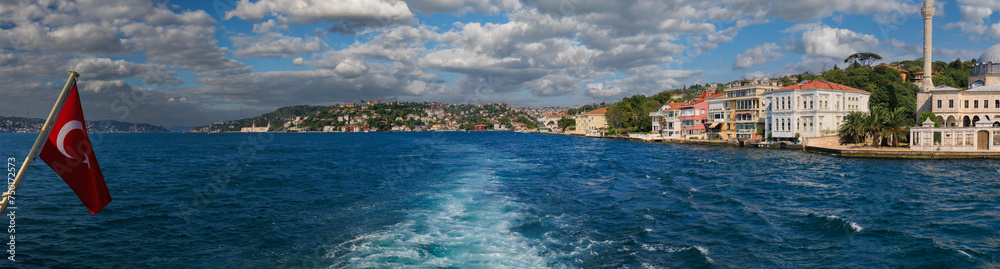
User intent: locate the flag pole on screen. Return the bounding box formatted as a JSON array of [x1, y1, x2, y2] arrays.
[[0, 70, 80, 213]]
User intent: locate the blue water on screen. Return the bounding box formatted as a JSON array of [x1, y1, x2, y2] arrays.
[[1, 132, 999, 268]]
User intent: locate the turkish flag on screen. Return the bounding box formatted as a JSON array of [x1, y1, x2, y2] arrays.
[[39, 82, 112, 214]]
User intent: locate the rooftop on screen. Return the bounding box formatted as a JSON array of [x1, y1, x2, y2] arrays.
[[585, 107, 608, 115], [772, 80, 869, 94]]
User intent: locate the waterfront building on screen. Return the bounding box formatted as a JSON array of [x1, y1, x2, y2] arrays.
[[911, 118, 1000, 151], [910, 42, 1000, 151], [707, 77, 782, 142], [650, 102, 687, 138], [539, 113, 571, 128], [915, 42, 1000, 127], [575, 107, 608, 136], [241, 121, 270, 132], [679, 100, 709, 139], [765, 81, 871, 142]]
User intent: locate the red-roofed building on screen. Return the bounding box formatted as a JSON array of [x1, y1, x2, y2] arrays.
[[650, 102, 690, 138], [575, 107, 608, 136], [765, 80, 871, 142], [679, 100, 710, 139], [878, 64, 909, 81], [539, 113, 572, 128]]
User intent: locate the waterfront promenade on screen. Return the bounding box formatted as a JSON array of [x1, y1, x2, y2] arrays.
[[552, 131, 1000, 159]]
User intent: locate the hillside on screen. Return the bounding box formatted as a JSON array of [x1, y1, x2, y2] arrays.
[[193, 102, 539, 132], [0, 116, 169, 133]]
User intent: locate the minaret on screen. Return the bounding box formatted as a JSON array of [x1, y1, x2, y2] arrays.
[[915, 0, 935, 115], [921, 0, 934, 91]]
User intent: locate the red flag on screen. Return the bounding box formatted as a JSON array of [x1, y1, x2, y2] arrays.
[[39, 82, 111, 214]]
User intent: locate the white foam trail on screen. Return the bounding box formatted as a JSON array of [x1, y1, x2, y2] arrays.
[[958, 250, 973, 259], [329, 168, 553, 268], [640, 244, 713, 263]]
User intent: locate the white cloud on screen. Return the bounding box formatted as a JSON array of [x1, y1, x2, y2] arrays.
[[252, 19, 287, 33], [790, 24, 879, 59], [0, 23, 128, 55], [403, 0, 521, 15], [733, 43, 783, 69], [71, 58, 182, 85], [231, 33, 326, 58], [121, 19, 250, 76], [743, 71, 766, 80], [585, 83, 623, 97], [943, 0, 1000, 40], [226, 0, 415, 25]]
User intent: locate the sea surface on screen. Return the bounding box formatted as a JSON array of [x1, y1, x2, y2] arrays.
[[0, 131, 998, 268]]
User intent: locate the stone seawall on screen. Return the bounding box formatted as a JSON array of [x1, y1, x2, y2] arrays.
[[803, 135, 841, 148], [805, 146, 1000, 159]]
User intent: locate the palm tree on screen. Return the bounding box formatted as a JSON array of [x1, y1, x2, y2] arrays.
[[838, 111, 866, 143], [869, 106, 891, 147], [885, 107, 912, 147]]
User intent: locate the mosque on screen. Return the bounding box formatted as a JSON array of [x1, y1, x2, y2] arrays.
[[918, 44, 1000, 128], [911, 0, 1000, 151]]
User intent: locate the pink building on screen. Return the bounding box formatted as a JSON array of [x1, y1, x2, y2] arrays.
[[679, 99, 709, 139]]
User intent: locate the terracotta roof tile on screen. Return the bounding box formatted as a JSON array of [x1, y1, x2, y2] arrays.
[[585, 107, 607, 115], [774, 80, 870, 94]]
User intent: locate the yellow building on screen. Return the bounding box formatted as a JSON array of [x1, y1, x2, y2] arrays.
[[707, 78, 782, 142], [575, 107, 608, 136]]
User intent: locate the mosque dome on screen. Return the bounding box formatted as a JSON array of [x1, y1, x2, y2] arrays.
[[977, 43, 1000, 64], [972, 43, 1000, 77]]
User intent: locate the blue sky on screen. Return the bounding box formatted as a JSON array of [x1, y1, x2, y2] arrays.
[[2, 0, 1000, 126]]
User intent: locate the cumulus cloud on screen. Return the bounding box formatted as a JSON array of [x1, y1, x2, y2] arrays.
[[225, 0, 415, 26], [585, 83, 623, 97], [231, 33, 326, 58], [943, 0, 1000, 40], [71, 58, 183, 86], [403, 0, 521, 15], [0, 23, 128, 55], [734, 43, 784, 69], [789, 24, 879, 59]]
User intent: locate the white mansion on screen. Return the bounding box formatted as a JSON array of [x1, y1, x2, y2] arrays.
[[765, 81, 871, 142]]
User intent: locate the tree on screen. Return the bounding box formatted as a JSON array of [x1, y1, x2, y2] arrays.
[[844, 52, 883, 67], [606, 101, 634, 129], [839, 111, 867, 143], [884, 106, 911, 146], [821, 68, 848, 85], [557, 117, 576, 129], [514, 116, 533, 126], [918, 112, 940, 127]]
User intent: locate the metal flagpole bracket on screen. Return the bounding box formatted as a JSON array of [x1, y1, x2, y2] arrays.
[[0, 70, 80, 212]]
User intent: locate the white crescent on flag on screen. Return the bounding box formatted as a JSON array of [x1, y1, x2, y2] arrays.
[[56, 120, 90, 169]]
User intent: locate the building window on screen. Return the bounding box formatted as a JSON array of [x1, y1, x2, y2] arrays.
[[937, 100, 942, 109], [985, 100, 989, 109], [975, 100, 979, 109], [996, 100, 999, 108], [965, 100, 969, 109], [950, 100, 954, 108]]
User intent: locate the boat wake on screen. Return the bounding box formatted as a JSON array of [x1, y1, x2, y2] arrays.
[[327, 156, 555, 268]]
